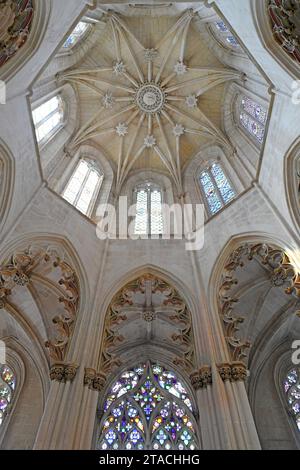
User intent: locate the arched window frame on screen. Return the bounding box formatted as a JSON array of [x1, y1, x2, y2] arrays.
[[237, 93, 268, 146], [285, 141, 300, 233], [281, 365, 300, 442], [31, 93, 66, 148], [0, 348, 25, 446], [197, 160, 236, 217], [60, 20, 92, 53], [273, 354, 300, 449], [0, 363, 16, 430], [208, 20, 242, 53], [62, 157, 104, 218], [133, 181, 164, 236], [96, 362, 200, 451]]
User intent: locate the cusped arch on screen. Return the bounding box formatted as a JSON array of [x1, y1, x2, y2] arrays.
[[284, 136, 300, 233], [0, 233, 90, 365], [0, 0, 51, 83], [208, 232, 300, 366], [252, 0, 300, 80], [94, 264, 200, 393], [98, 264, 199, 328]]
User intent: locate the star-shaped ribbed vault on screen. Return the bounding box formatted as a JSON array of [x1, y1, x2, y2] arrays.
[[59, 10, 243, 194]]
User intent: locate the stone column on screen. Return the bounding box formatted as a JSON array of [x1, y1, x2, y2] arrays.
[[189, 249, 261, 449]]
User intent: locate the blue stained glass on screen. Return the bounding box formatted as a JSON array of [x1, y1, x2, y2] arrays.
[[98, 363, 198, 450], [215, 21, 229, 32], [226, 35, 238, 46], [62, 22, 89, 50], [0, 365, 16, 427], [283, 368, 300, 433], [210, 164, 235, 204], [200, 172, 223, 215], [241, 97, 267, 124], [240, 112, 265, 143]]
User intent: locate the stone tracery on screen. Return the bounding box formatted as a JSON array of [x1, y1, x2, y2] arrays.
[[268, 0, 300, 64], [0, 0, 34, 67], [97, 274, 195, 390], [217, 243, 300, 364], [0, 244, 80, 364]]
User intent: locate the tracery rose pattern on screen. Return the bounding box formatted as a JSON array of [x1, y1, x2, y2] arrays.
[[98, 362, 198, 450]]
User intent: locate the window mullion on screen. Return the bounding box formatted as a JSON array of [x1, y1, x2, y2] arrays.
[[74, 166, 91, 208], [35, 105, 59, 129], [210, 169, 224, 205], [148, 188, 151, 235]]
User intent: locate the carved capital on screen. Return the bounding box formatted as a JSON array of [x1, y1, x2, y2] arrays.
[[93, 372, 107, 392], [64, 363, 79, 382], [217, 363, 232, 382], [50, 363, 79, 383], [190, 365, 212, 390], [217, 362, 248, 382], [84, 368, 107, 392], [84, 368, 97, 388], [50, 364, 65, 382], [231, 362, 248, 382]]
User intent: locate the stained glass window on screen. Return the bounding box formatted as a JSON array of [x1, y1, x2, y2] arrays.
[[283, 368, 300, 432], [63, 159, 103, 216], [98, 362, 198, 450], [239, 96, 267, 144], [0, 364, 16, 427], [134, 183, 163, 235], [62, 21, 90, 50], [214, 21, 239, 49], [199, 163, 235, 215], [32, 96, 64, 144]]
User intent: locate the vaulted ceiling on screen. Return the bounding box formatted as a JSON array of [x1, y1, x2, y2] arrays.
[[58, 7, 248, 194]]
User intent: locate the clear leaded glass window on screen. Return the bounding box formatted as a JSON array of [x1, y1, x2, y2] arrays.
[[283, 368, 300, 432], [134, 183, 163, 235], [214, 21, 239, 48], [32, 96, 64, 144], [62, 21, 90, 50], [98, 362, 198, 450], [0, 364, 16, 427], [239, 96, 267, 144], [62, 159, 103, 216], [199, 162, 235, 216]]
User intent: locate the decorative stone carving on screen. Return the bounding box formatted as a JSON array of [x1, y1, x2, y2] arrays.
[[50, 363, 78, 383], [231, 362, 248, 382], [136, 84, 165, 114], [84, 368, 107, 392], [0, 246, 79, 362], [99, 274, 196, 377], [268, 0, 300, 64], [218, 363, 232, 382], [218, 243, 300, 364], [0, 0, 34, 67], [45, 257, 80, 362], [190, 366, 212, 390], [217, 362, 248, 382]]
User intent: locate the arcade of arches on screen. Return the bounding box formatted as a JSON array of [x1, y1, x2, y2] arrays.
[[0, 0, 300, 451]]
